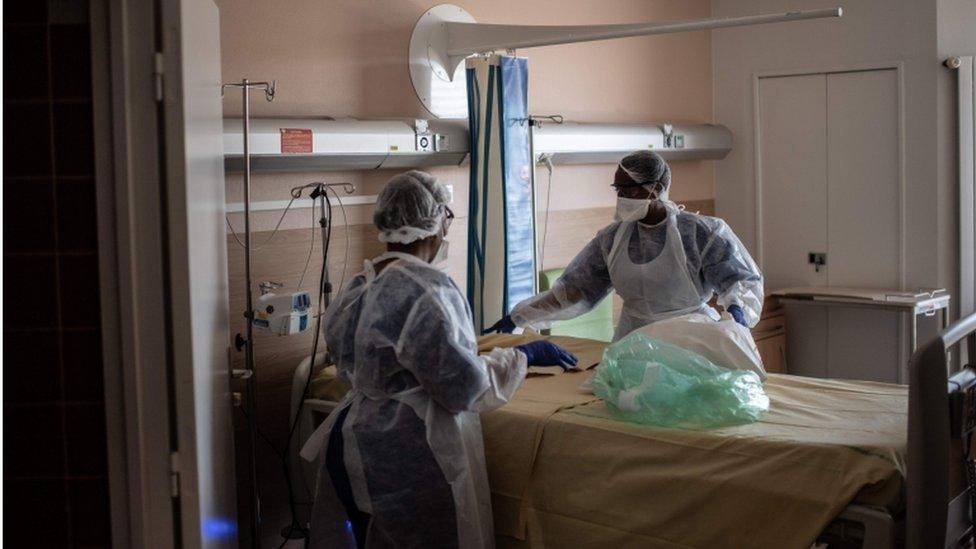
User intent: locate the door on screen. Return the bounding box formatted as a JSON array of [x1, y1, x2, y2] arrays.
[[824, 69, 900, 381], [758, 69, 901, 381], [825, 70, 900, 288], [758, 74, 828, 288], [161, 0, 238, 546], [758, 74, 830, 377]]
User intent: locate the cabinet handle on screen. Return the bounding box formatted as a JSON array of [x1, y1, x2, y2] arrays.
[[808, 252, 827, 273]]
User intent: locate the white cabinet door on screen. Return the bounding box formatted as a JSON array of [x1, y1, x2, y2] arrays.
[[758, 74, 829, 289], [826, 69, 900, 289]]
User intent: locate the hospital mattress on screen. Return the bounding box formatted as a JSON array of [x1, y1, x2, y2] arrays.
[[477, 334, 906, 549]]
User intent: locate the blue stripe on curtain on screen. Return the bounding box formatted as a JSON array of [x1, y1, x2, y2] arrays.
[[499, 56, 535, 312]]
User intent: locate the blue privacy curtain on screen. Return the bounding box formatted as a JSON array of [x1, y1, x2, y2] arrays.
[[465, 55, 536, 333]]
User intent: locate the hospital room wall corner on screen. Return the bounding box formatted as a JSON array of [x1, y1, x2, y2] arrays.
[[3, 1, 113, 547], [937, 0, 976, 327], [713, 0, 970, 381]]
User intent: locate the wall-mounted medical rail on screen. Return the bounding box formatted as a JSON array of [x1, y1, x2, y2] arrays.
[[223, 118, 732, 173]]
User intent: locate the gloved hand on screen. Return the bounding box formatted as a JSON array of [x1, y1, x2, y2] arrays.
[[727, 304, 748, 327], [516, 340, 579, 371], [484, 315, 516, 334]]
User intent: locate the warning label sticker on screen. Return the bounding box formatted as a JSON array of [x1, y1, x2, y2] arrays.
[[280, 128, 312, 154]]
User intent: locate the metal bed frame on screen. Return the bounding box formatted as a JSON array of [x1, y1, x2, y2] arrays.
[[288, 351, 334, 512], [906, 311, 976, 547], [289, 312, 976, 548]]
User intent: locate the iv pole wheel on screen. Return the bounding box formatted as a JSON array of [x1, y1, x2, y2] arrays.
[[409, 4, 475, 119]]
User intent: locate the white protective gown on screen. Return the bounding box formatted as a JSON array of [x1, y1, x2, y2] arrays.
[[512, 206, 764, 341], [301, 251, 527, 549]]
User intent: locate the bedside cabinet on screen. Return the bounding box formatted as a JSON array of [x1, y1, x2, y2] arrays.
[[753, 296, 787, 374]]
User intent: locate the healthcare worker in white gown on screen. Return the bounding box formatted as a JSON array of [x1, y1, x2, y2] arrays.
[[303, 171, 578, 549], [486, 150, 764, 341]]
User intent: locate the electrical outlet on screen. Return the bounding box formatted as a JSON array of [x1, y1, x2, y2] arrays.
[[445, 184, 454, 204]]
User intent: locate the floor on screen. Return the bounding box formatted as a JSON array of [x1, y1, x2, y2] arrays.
[[255, 484, 313, 548], [260, 501, 310, 549], [234, 408, 315, 548]]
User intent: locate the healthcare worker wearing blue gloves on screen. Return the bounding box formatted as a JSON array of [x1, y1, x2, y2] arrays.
[[488, 151, 764, 341], [304, 171, 577, 549]]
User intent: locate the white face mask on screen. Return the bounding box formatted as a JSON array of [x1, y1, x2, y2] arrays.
[[614, 196, 652, 222], [432, 238, 449, 267]]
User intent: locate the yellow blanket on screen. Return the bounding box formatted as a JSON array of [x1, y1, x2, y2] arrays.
[[478, 334, 906, 549]]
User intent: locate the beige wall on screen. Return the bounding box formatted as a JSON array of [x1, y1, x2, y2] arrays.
[[216, 0, 714, 526], [219, 0, 715, 236], [216, 0, 712, 122]]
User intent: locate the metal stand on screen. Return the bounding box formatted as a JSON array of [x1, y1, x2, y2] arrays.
[[221, 78, 275, 549], [528, 114, 562, 274]]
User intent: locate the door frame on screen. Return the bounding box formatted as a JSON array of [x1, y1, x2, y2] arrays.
[[751, 60, 907, 291], [92, 0, 182, 546], [158, 0, 238, 545]]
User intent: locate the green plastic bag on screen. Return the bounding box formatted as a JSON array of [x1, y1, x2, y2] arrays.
[[592, 332, 769, 428]]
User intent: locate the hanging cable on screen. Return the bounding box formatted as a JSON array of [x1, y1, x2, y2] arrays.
[[237, 406, 283, 461], [538, 154, 554, 270], [327, 185, 351, 294], [227, 181, 330, 253], [226, 193, 300, 251], [280, 185, 333, 546], [296, 202, 317, 291]]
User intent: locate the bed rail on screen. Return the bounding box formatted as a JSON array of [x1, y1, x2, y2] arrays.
[[907, 311, 976, 548], [289, 351, 330, 504]]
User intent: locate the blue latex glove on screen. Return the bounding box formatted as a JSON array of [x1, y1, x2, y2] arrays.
[[727, 304, 748, 327], [484, 315, 516, 334], [516, 340, 579, 371]]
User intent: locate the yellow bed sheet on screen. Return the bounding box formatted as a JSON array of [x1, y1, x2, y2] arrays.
[[477, 334, 907, 549]]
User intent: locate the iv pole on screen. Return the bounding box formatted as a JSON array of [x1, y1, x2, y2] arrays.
[[221, 77, 275, 549]]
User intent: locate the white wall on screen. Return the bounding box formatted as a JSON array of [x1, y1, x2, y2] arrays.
[[937, 0, 976, 321]]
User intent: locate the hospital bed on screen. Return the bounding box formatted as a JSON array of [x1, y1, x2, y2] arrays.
[[289, 312, 976, 548]]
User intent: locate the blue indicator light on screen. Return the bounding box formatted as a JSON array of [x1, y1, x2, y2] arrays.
[[202, 517, 238, 539]]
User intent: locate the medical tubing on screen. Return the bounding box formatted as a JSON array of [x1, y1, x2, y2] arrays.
[[281, 186, 331, 543], [225, 192, 299, 251], [297, 201, 316, 290], [328, 185, 351, 294], [539, 156, 554, 270], [237, 405, 283, 459]]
